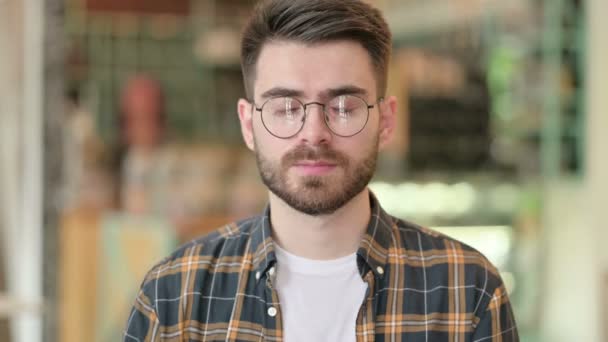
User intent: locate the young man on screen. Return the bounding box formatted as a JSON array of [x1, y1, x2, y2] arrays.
[[124, 0, 518, 341]]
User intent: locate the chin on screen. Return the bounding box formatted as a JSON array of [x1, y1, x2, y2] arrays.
[[282, 186, 360, 216]]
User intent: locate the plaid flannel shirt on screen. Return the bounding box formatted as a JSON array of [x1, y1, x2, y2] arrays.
[[124, 193, 518, 341]]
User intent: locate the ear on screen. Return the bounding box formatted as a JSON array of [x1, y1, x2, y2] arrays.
[[378, 95, 397, 150], [237, 98, 256, 151]]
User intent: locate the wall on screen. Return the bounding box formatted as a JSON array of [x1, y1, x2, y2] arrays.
[[587, 0, 608, 271], [0, 0, 44, 341], [539, 0, 608, 340]]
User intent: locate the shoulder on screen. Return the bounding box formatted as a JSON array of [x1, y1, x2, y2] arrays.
[[393, 217, 498, 268], [390, 216, 505, 297], [386, 217, 517, 334], [136, 216, 260, 307]]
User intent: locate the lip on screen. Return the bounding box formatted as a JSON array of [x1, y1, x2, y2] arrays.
[[292, 160, 337, 175], [293, 160, 336, 167]]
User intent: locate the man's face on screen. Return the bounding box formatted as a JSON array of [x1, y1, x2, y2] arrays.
[[238, 40, 396, 215]]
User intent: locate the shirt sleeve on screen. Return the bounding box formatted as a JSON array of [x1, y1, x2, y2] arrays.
[[123, 287, 160, 342], [472, 284, 519, 342]]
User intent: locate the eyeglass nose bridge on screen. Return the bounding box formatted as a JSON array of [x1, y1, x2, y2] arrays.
[[300, 101, 329, 123], [302, 101, 327, 113]]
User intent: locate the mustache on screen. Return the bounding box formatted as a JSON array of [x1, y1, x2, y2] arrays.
[[282, 145, 349, 167]]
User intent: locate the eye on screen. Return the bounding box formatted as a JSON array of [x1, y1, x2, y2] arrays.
[[327, 95, 366, 119], [273, 109, 298, 119], [264, 97, 303, 120], [329, 107, 353, 118]]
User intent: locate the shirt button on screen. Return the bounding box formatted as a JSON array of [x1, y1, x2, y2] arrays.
[[255, 271, 261, 280], [267, 306, 277, 317], [376, 266, 384, 275], [268, 266, 276, 276]]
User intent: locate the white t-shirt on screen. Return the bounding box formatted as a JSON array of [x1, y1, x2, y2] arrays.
[[274, 244, 368, 342]]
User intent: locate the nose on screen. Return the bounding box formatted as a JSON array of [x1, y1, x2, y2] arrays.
[[297, 104, 332, 145]]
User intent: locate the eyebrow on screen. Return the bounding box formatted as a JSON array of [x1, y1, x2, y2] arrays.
[[323, 86, 369, 99], [259, 85, 369, 102], [259, 87, 305, 101]]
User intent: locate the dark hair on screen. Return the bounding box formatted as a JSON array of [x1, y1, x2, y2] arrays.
[[240, 0, 392, 99]]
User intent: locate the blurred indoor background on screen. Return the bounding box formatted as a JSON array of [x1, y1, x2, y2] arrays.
[[0, 0, 606, 341]]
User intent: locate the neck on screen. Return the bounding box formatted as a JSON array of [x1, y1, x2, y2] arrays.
[[269, 188, 371, 260]]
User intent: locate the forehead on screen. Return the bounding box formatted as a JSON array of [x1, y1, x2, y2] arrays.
[[253, 40, 377, 101]]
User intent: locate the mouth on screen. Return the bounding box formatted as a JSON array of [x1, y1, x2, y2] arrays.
[[294, 160, 336, 167], [292, 160, 338, 175]]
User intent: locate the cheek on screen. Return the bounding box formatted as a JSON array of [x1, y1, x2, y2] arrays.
[[250, 117, 269, 151], [338, 133, 374, 154], [253, 126, 289, 160], [360, 120, 381, 147], [252, 116, 265, 136]]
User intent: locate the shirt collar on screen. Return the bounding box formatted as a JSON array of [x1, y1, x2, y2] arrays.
[[250, 191, 395, 281], [355, 192, 393, 279], [250, 206, 277, 281]]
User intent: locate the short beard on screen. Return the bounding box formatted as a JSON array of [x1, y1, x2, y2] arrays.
[[255, 140, 378, 216]]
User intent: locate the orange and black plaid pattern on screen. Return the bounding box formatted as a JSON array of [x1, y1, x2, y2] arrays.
[[124, 193, 518, 341]]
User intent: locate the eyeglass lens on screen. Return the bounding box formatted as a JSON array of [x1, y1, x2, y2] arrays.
[[260, 95, 369, 138]]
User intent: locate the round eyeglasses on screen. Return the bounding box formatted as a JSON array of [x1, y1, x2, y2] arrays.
[[252, 95, 383, 139]]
